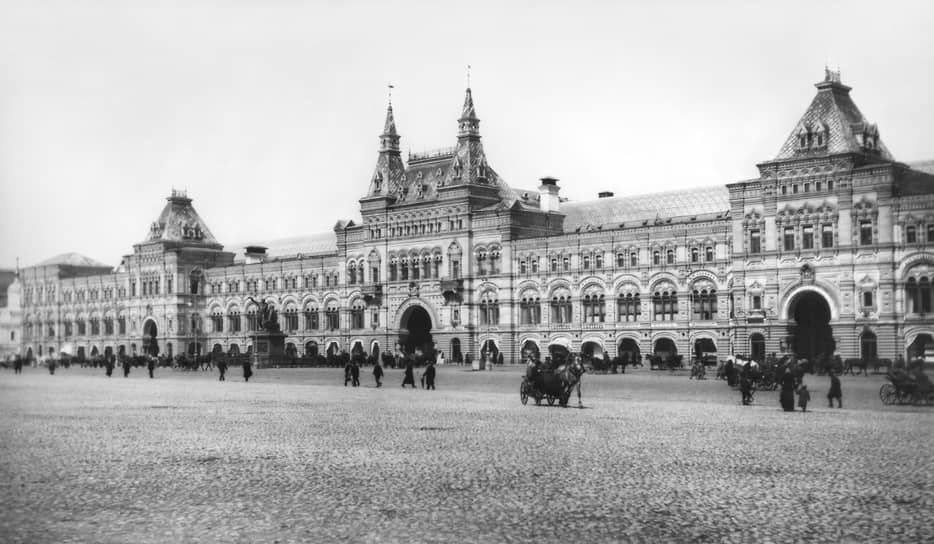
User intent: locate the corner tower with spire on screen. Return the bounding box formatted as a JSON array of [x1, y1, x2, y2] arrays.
[[366, 96, 407, 198]]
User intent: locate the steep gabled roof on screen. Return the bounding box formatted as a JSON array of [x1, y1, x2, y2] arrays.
[[774, 69, 893, 162]]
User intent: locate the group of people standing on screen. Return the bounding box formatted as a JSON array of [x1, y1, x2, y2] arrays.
[[345, 356, 437, 390]]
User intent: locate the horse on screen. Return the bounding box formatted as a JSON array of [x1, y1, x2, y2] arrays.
[[843, 358, 869, 377], [524, 355, 585, 407]]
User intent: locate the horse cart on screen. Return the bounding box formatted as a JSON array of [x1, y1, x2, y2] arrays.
[[520, 358, 584, 407], [879, 371, 934, 405]]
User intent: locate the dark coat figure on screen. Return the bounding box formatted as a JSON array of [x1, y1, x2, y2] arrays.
[[13, 357, 23, 374], [373, 362, 383, 387], [828, 372, 842, 407], [243, 361, 253, 382], [105, 357, 115, 377], [797, 385, 811, 412], [47, 359, 57, 375], [344, 361, 353, 386], [740, 374, 753, 405], [780, 371, 797, 412], [122, 358, 132, 378], [423, 363, 436, 390], [351, 362, 360, 387], [217, 359, 228, 381], [147, 357, 156, 379], [402, 360, 416, 388], [724, 360, 735, 385]]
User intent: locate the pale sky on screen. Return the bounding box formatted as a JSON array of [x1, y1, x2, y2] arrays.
[[2, 0, 933, 268]]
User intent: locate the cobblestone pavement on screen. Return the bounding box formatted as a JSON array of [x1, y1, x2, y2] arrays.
[[1, 365, 932, 543]]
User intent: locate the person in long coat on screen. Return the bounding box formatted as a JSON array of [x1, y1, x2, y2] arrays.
[[780, 369, 797, 412], [217, 358, 228, 381], [147, 357, 156, 379], [105, 356, 115, 377], [827, 371, 842, 408], [351, 360, 360, 387], [243, 360, 253, 382], [423, 362, 436, 390], [122, 356, 132, 378], [402, 359, 416, 388], [372, 360, 383, 388]]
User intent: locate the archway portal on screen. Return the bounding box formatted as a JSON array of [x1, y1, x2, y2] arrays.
[[618, 338, 641, 365], [789, 292, 834, 362], [908, 334, 934, 362], [399, 305, 433, 355], [142, 320, 159, 356]]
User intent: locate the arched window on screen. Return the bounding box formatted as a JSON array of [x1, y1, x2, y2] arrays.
[[666, 250, 675, 265], [350, 301, 365, 329], [582, 294, 605, 323], [283, 306, 299, 331], [325, 302, 340, 330], [304, 305, 319, 331], [653, 290, 678, 321], [691, 288, 718, 320], [595, 253, 603, 270], [520, 296, 541, 325], [530, 257, 539, 274], [550, 295, 572, 324], [691, 248, 699, 263], [480, 295, 499, 326], [653, 251, 661, 266], [617, 293, 641, 322]]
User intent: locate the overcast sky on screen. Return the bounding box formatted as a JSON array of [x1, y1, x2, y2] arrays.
[[1, 0, 933, 268]]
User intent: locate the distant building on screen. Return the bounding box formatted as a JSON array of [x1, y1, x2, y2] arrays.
[[0, 269, 22, 359], [14, 71, 934, 365]]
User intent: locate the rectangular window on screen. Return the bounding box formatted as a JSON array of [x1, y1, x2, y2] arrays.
[[752, 295, 762, 310], [653, 252, 660, 265], [582, 256, 590, 270], [828, 180, 834, 191], [784, 227, 795, 251], [166, 277, 173, 294], [531, 259, 538, 274], [862, 291, 873, 308], [804, 182, 810, 193], [452, 261, 461, 279], [595, 254, 603, 270], [906, 226, 917, 243], [617, 253, 626, 267], [802, 225, 814, 249], [781, 185, 787, 195], [630, 252, 638, 267], [793, 184, 799, 194], [928, 224, 934, 243], [666, 250, 674, 265], [519, 260, 527, 274], [822, 224, 834, 248], [816, 181, 822, 191], [705, 247, 714, 262], [860, 221, 873, 245], [563, 257, 570, 272]]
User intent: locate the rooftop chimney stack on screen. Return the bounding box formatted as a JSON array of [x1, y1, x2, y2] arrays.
[[539, 177, 560, 213], [598, 191, 614, 198]]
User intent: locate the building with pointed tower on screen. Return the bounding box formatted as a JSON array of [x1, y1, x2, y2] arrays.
[[13, 71, 934, 367]]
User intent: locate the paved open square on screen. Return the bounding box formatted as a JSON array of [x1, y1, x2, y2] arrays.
[[1, 365, 933, 543]]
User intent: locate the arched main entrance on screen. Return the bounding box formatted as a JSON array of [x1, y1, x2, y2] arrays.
[[399, 305, 433, 355], [142, 319, 159, 356], [908, 333, 933, 362], [618, 338, 641, 366], [788, 292, 834, 362]]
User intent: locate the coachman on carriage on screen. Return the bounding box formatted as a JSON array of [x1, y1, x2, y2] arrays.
[[520, 351, 585, 407]]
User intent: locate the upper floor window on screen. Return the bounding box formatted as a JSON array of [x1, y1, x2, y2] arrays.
[[784, 227, 795, 251], [802, 225, 814, 250], [519, 297, 541, 325], [562, 257, 570, 272], [582, 255, 590, 270], [595, 254, 603, 270], [550, 258, 558, 273], [705, 246, 714, 262], [906, 276, 933, 314], [652, 291, 677, 321], [617, 253, 626, 267], [582, 295, 605, 323], [519, 260, 527, 275], [653, 251, 660, 266], [531, 258, 539, 274], [822, 224, 834, 248], [630, 252, 638, 267], [692, 289, 718, 320], [906, 226, 917, 243], [617, 294, 641, 322], [666, 250, 674, 265], [928, 224, 934, 243], [550, 296, 572, 324], [860, 220, 873, 246], [691, 248, 699, 263], [749, 229, 761, 254]]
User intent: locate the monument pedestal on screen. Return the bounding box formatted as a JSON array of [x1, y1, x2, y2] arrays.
[[252, 331, 287, 368]]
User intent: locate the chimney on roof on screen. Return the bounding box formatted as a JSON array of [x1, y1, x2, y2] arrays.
[[598, 191, 614, 198], [538, 177, 560, 213], [244, 246, 267, 264]]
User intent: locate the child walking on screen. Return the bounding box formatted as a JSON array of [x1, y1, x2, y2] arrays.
[[797, 383, 811, 412]]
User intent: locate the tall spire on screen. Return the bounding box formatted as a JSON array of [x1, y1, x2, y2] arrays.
[[368, 87, 406, 197], [458, 87, 480, 139]]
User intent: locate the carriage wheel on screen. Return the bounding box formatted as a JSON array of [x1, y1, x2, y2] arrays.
[[520, 382, 529, 405], [547, 396, 556, 406], [879, 384, 897, 405]]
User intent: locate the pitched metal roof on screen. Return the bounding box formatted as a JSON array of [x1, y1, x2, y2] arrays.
[[561, 185, 730, 233], [231, 232, 337, 262], [35, 252, 111, 269], [143, 191, 221, 247]]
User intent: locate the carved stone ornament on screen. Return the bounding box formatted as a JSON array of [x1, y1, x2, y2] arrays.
[[801, 264, 815, 284]]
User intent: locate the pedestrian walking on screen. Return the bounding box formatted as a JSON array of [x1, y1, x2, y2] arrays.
[[351, 360, 361, 387], [780, 368, 796, 412], [827, 371, 842, 408], [147, 357, 156, 379], [797, 384, 811, 412], [47, 358, 57, 375], [122, 357, 131, 378], [373, 360, 383, 388], [105, 356, 114, 377], [740, 372, 753, 405], [243, 360, 253, 382], [402, 359, 416, 388], [423, 361, 436, 390], [217, 359, 227, 381], [344, 359, 353, 386], [13, 357, 23, 374]]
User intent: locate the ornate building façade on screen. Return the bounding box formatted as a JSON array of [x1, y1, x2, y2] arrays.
[[13, 71, 934, 365]]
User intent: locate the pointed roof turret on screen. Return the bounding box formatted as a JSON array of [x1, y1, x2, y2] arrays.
[[773, 69, 893, 162], [458, 87, 481, 139], [141, 190, 223, 249], [367, 93, 406, 198]]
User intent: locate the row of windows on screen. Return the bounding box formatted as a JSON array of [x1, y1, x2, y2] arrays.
[[904, 224, 934, 244], [519, 247, 717, 275], [748, 221, 873, 253], [24, 317, 128, 339], [779, 179, 834, 195]]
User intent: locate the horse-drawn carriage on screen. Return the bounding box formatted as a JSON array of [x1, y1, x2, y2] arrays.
[[879, 370, 934, 405], [520, 356, 585, 407]]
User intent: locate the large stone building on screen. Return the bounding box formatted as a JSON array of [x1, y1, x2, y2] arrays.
[[12, 71, 934, 365]]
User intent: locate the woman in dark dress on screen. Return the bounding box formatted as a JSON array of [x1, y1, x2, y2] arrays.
[[780, 369, 797, 411], [243, 360, 253, 382], [402, 359, 416, 388]]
